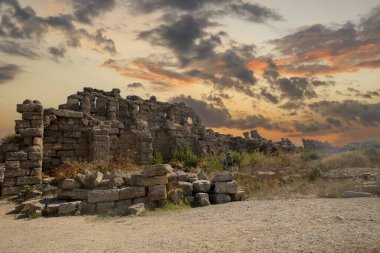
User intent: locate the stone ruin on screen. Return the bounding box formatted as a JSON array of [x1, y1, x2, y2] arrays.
[[1, 87, 296, 197], [302, 138, 335, 152]]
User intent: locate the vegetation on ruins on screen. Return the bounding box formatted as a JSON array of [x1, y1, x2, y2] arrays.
[[172, 139, 198, 168], [151, 150, 164, 165]]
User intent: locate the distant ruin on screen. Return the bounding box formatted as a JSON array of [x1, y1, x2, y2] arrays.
[[2, 87, 296, 196]]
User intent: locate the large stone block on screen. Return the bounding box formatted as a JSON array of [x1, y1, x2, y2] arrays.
[[60, 179, 81, 190], [22, 112, 43, 120], [28, 151, 42, 161], [210, 194, 231, 204], [212, 172, 234, 182], [17, 103, 43, 113], [213, 181, 238, 194], [4, 168, 29, 177], [5, 161, 20, 169], [231, 190, 246, 201], [54, 109, 83, 119], [21, 160, 42, 169], [6, 151, 28, 161], [195, 193, 210, 206], [1, 186, 24, 196], [119, 186, 146, 200], [16, 176, 41, 185], [142, 164, 173, 177], [96, 201, 115, 213], [193, 180, 211, 193], [58, 201, 81, 215], [57, 189, 89, 200], [126, 203, 145, 216], [131, 174, 168, 187], [18, 128, 43, 137], [148, 185, 167, 201], [179, 181, 193, 196], [79, 201, 96, 214], [88, 189, 119, 203], [6, 143, 20, 152]]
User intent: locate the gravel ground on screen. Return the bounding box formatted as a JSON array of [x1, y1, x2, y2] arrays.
[[0, 198, 379, 253]]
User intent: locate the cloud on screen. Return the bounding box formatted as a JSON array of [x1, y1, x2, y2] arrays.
[[326, 117, 342, 127], [277, 77, 317, 100], [0, 40, 39, 58], [0, 64, 22, 84], [48, 46, 66, 59], [270, 5, 380, 75], [293, 121, 331, 133], [260, 88, 279, 104], [70, 0, 116, 24], [127, 82, 144, 89], [168, 94, 275, 130], [309, 100, 380, 126], [347, 87, 380, 99]]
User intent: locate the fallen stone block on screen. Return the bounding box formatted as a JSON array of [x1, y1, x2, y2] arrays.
[[142, 164, 173, 177], [213, 181, 238, 194], [131, 174, 168, 187], [179, 181, 193, 196], [119, 186, 146, 200], [195, 193, 210, 206], [148, 185, 167, 201], [60, 179, 81, 190], [210, 194, 231, 204], [212, 172, 233, 182], [76, 170, 103, 189], [88, 189, 119, 203], [193, 180, 211, 193], [126, 203, 145, 216], [341, 191, 372, 198], [231, 190, 246, 201]]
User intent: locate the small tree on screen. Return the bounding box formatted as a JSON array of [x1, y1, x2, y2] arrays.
[[173, 139, 198, 168]]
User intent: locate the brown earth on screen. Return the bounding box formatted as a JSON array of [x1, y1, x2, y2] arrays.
[[0, 198, 379, 253]]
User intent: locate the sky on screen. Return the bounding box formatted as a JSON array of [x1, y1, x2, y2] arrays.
[[0, 0, 379, 145]]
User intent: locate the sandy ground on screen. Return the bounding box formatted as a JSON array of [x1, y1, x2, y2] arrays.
[[0, 198, 379, 253]]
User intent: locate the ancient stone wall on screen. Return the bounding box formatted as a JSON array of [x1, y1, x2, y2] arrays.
[[1, 87, 296, 196], [2, 100, 43, 196]]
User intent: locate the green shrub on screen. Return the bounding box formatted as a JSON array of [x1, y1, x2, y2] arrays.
[[301, 150, 321, 161], [201, 155, 223, 171], [151, 150, 164, 165], [238, 151, 265, 168], [173, 139, 198, 168]]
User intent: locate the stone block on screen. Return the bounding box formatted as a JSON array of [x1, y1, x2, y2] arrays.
[[60, 179, 81, 190], [116, 199, 133, 207], [210, 194, 231, 204], [197, 170, 209, 181], [193, 180, 211, 193], [6, 143, 20, 152], [5, 161, 20, 169], [213, 181, 238, 194], [179, 181, 193, 196], [96, 201, 115, 213], [79, 201, 96, 214], [54, 109, 83, 119], [2, 178, 16, 187], [126, 203, 145, 216], [1, 186, 23, 196], [57, 189, 89, 200], [167, 171, 178, 182], [58, 201, 81, 215], [148, 185, 167, 201], [119, 186, 146, 200], [22, 112, 43, 120], [6, 151, 28, 161], [195, 193, 210, 206], [169, 189, 182, 204], [16, 176, 41, 185], [133, 197, 147, 205], [108, 176, 125, 188], [29, 151, 42, 161], [131, 174, 168, 187], [231, 190, 246, 201], [17, 103, 43, 113], [21, 160, 42, 169], [76, 170, 103, 189], [212, 172, 233, 182], [142, 164, 173, 177], [4, 168, 29, 177], [15, 120, 31, 129], [18, 128, 43, 137], [88, 189, 119, 203]]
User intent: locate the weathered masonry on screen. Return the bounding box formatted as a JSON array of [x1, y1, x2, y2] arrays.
[[1, 87, 295, 196]]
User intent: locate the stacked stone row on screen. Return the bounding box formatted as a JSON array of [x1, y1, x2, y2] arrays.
[[2, 100, 43, 196]]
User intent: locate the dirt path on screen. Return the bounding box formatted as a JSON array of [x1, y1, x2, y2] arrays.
[[0, 198, 379, 253]]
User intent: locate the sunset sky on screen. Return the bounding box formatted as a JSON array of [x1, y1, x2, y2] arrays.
[[0, 0, 379, 145]]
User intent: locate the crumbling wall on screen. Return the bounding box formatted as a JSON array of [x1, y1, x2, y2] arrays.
[[2, 100, 43, 196]]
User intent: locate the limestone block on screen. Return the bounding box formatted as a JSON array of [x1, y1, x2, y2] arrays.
[[6, 143, 20, 152], [193, 180, 211, 193], [195, 193, 210, 206], [2, 178, 16, 187], [5, 161, 20, 169], [54, 109, 83, 118], [75, 170, 103, 189], [169, 189, 182, 204], [212, 172, 234, 183], [16, 176, 41, 185], [19, 128, 43, 137], [60, 179, 81, 190], [108, 176, 125, 188], [6, 151, 28, 161], [119, 186, 146, 200], [197, 170, 209, 181], [15, 120, 31, 129], [167, 171, 178, 182], [142, 164, 173, 177], [21, 160, 42, 169], [126, 203, 145, 216], [28, 151, 42, 161], [57, 189, 89, 200], [133, 197, 147, 205], [79, 202, 96, 214], [148, 185, 167, 201], [17, 103, 43, 113], [5, 168, 29, 177], [213, 181, 238, 194], [116, 199, 133, 207], [96, 201, 115, 213], [210, 194, 231, 204], [179, 181, 193, 196], [1, 186, 24, 196], [131, 174, 168, 187], [22, 112, 43, 120], [88, 189, 119, 203], [58, 201, 81, 215]]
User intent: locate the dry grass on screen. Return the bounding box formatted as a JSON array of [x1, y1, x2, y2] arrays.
[[51, 157, 143, 181]]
